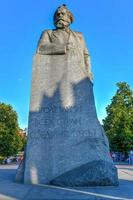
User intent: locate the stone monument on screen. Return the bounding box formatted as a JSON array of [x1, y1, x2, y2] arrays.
[[16, 4, 118, 186]]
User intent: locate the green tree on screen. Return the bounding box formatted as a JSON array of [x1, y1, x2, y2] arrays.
[[0, 102, 24, 158], [103, 82, 133, 154]]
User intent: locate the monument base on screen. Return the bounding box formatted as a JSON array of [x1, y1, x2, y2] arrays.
[[16, 91, 119, 187]]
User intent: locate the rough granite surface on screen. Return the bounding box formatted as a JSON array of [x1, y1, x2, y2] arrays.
[[20, 51, 118, 186]]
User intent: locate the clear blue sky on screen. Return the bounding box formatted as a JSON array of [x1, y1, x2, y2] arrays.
[[0, 0, 133, 128]]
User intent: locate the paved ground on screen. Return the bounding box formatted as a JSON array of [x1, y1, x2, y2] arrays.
[[0, 164, 133, 200]]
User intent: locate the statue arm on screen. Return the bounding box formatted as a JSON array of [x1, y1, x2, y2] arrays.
[[84, 48, 93, 80], [37, 30, 66, 55], [82, 35, 93, 80]]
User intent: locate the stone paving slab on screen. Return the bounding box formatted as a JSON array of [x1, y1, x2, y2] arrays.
[[0, 164, 133, 200]]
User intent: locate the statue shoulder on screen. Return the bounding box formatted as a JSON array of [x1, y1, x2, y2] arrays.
[[38, 29, 53, 42], [73, 31, 83, 35], [41, 29, 53, 37], [72, 30, 84, 39]]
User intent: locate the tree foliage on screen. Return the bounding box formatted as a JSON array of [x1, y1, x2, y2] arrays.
[[103, 82, 133, 154], [0, 102, 24, 157]]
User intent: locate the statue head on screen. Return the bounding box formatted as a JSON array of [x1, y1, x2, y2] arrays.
[[54, 4, 74, 29]]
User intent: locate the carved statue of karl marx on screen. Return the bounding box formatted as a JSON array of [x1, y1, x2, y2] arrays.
[[37, 4, 93, 81]]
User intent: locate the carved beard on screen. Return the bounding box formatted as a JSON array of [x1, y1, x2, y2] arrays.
[[55, 19, 70, 28]]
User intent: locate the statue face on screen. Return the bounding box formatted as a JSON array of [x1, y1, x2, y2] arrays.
[[54, 8, 71, 28]]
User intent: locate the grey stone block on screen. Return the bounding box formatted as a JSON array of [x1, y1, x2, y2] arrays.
[[20, 53, 118, 186], [50, 160, 118, 186]]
